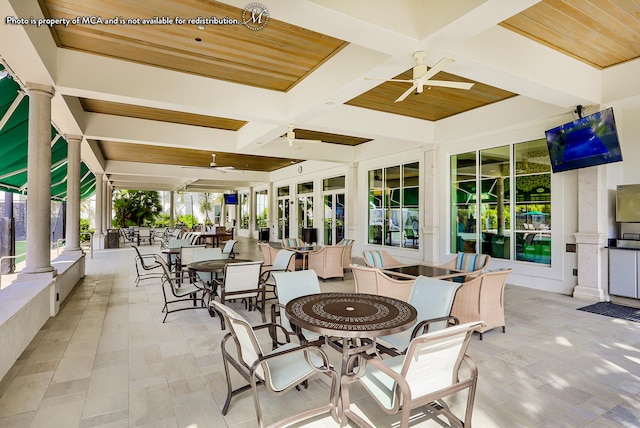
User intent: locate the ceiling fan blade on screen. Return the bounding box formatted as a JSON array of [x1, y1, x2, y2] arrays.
[[395, 85, 417, 103], [421, 57, 455, 81], [424, 80, 474, 90]]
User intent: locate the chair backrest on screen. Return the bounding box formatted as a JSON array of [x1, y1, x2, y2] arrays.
[[179, 245, 207, 265], [258, 243, 274, 264], [409, 276, 461, 332], [192, 247, 223, 263], [338, 238, 354, 247], [210, 300, 266, 379], [282, 238, 304, 248], [138, 227, 151, 238], [454, 252, 490, 271], [155, 256, 181, 295], [222, 239, 237, 257], [131, 244, 155, 269], [272, 249, 295, 271], [370, 321, 484, 411], [169, 238, 192, 249], [272, 270, 321, 331], [222, 261, 263, 295], [352, 265, 379, 294]]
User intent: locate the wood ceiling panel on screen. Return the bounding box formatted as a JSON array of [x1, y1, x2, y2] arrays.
[[500, 0, 640, 69], [97, 141, 301, 172], [39, 0, 347, 91], [80, 98, 246, 130], [346, 70, 516, 121], [292, 129, 372, 146]]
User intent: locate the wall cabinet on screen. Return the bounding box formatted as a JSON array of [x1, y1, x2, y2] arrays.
[[609, 248, 639, 298]]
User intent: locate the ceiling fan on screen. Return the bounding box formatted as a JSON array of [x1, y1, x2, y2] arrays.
[[275, 125, 322, 148], [367, 51, 475, 103], [182, 154, 242, 173]]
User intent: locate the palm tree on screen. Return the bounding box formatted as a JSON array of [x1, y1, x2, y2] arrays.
[[198, 192, 216, 226]]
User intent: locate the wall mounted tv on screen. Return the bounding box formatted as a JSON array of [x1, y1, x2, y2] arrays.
[[545, 107, 622, 173], [223, 193, 238, 205]]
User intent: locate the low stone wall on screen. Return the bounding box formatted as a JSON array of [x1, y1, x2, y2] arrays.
[[0, 252, 85, 382]]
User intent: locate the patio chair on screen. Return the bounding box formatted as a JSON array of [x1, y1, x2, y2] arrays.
[[155, 255, 208, 323], [282, 238, 306, 248], [307, 245, 345, 281], [337, 238, 355, 270], [362, 250, 405, 268], [341, 321, 485, 428], [180, 246, 221, 285], [221, 239, 238, 259], [212, 260, 265, 329], [137, 227, 152, 245], [451, 268, 512, 339], [403, 227, 418, 246], [377, 276, 461, 356], [210, 300, 339, 428], [260, 249, 295, 300], [440, 252, 491, 282], [270, 270, 324, 348], [351, 264, 414, 301], [257, 242, 279, 265], [131, 244, 163, 286]]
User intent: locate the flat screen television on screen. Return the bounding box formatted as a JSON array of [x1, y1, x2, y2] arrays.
[[223, 193, 238, 204], [545, 107, 622, 173]]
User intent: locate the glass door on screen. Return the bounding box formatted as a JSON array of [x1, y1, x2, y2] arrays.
[[323, 193, 345, 245], [277, 186, 290, 240], [277, 198, 289, 239]]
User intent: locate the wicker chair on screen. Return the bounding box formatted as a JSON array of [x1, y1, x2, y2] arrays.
[[362, 250, 405, 268], [440, 252, 491, 276], [451, 268, 512, 339], [338, 238, 355, 270], [307, 245, 345, 281], [351, 264, 413, 301]]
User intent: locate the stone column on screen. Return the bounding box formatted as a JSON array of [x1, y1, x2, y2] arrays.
[[422, 148, 439, 263], [63, 135, 82, 252], [95, 172, 103, 249], [573, 166, 608, 301], [21, 83, 55, 275]]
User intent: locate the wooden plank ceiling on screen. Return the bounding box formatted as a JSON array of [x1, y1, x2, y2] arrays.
[[39, 0, 348, 92], [96, 141, 302, 172], [80, 98, 246, 130], [500, 0, 640, 69], [346, 69, 517, 121]]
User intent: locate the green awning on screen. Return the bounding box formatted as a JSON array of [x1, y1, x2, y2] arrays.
[[0, 64, 95, 200]]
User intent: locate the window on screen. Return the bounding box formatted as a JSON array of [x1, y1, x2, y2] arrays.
[[368, 162, 419, 248], [255, 190, 268, 229], [450, 139, 551, 265], [239, 193, 249, 229]]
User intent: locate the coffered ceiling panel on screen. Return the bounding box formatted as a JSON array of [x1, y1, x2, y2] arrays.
[[39, 0, 347, 91], [500, 0, 640, 69], [80, 98, 246, 130], [346, 70, 517, 121], [96, 140, 301, 172]]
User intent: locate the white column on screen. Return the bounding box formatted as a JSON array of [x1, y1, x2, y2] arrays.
[[22, 83, 55, 275], [169, 191, 175, 227], [422, 148, 439, 263], [95, 172, 104, 249], [346, 163, 358, 241], [106, 183, 113, 230], [573, 166, 608, 301], [63, 135, 82, 252]]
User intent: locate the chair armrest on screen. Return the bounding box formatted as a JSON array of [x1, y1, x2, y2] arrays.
[[410, 315, 459, 341]]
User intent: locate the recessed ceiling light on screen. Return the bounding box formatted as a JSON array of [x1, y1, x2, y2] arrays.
[[198, 25, 205, 30], [325, 101, 335, 106]]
